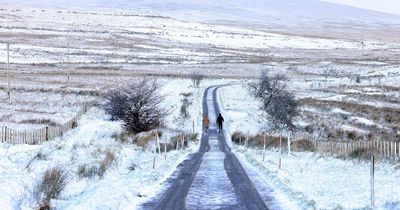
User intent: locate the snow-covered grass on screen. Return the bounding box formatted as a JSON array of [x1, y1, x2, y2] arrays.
[[218, 82, 400, 209], [0, 106, 200, 209], [0, 78, 224, 209], [0, 3, 399, 209], [235, 147, 400, 209], [1, 5, 400, 69]]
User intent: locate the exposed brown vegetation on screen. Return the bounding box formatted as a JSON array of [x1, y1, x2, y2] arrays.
[[35, 167, 70, 209], [291, 139, 315, 152], [231, 131, 287, 149], [349, 148, 380, 160]]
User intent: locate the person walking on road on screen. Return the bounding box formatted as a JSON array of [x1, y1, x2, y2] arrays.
[[204, 114, 210, 132], [216, 113, 224, 132]]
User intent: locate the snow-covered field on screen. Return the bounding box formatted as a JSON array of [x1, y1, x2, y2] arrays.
[[2, 0, 400, 42], [0, 107, 199, 209], [1, 5, 400, 77], [0, 78, 221, 209], [1, 3, 399, 107], [0, 2, 399, 209], [218, 84, 400, 209]]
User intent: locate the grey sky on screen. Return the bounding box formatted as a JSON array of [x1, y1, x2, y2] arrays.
[[321, 0, 400, 15]]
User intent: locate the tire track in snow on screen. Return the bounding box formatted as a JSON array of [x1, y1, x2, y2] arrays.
[[142, 85, 279, 210]]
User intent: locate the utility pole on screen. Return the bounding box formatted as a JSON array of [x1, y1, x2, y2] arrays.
[[7, 43, 10, 100], [361, 40, 365, 56]]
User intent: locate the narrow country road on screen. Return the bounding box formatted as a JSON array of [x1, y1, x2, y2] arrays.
[[142, 86, 280, 210]]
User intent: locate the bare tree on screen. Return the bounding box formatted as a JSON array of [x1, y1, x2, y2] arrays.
[[103, 89, 128, 120], [103, 78, 168, 134], [190, 72, 205, 88], [265, 89, 297, 131], [248, 71, 287, 107], [248, 70, 298, 131]]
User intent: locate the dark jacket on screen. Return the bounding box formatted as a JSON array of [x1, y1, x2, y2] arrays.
[[217, 114, 224, 125]]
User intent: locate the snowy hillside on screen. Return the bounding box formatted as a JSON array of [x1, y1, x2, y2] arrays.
[[2, 0, 400, 32], [0, 0, 399, 209]]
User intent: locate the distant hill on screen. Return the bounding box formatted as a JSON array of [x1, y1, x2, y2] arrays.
[[2, 0, 400, 40]]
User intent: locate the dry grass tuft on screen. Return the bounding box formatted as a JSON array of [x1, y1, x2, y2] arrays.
[[35, 167, 70, 209], [135, 133, 154, 148], [231, 132, 287, 149], [231, 131, 246, 145], [78, 149, 117, 179]]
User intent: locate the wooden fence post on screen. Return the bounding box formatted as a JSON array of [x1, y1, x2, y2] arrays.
[[4, 126, 7, 143], [246, 130, 249, 148], [164, 134, 167, 160], [45, 126, 49, 141], [262, 133, 266, 162], [371, 156, 375, 207], [390, 142, 393, 160], [176, 135, 179, 150], [153, 133, 156, 170], [279, 133, 282, 169]]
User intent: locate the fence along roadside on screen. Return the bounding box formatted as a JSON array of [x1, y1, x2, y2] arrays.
[[1, 102, 91, 145], [309, 138, 399, 160]]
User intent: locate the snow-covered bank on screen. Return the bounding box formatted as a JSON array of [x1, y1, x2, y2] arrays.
[[218, 83, 400, 209], [235, 147, 400, 209], [0, 78, 220, 209], [0, 107, 199, 209]]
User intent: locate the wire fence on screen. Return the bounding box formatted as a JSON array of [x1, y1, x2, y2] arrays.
[[309, 138, 399, 160], [1, 102, 92, 145], [234, 132, 399, 161]]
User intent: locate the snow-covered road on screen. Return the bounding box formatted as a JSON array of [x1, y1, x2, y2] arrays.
[[142, 85, 279, 209], [185, 135, 237, 209]]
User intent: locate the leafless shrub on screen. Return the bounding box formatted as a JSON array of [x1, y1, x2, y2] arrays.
[[266, 89, 298, 131], [35, 167, 70, 208], [103, 88, 128, 121], [103, 78, 168, 133], [190, 72, 205, 88], [248, 71, 287, 100], [248, 70, 298, 131]]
